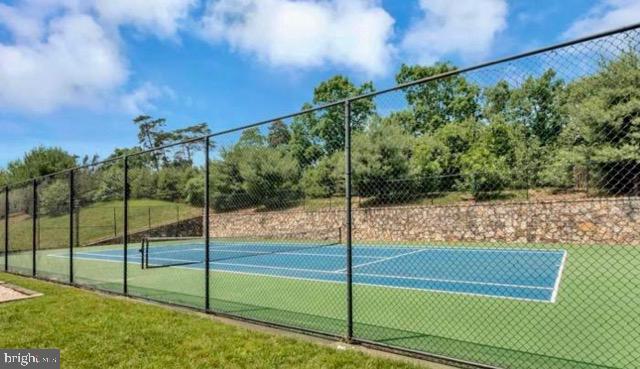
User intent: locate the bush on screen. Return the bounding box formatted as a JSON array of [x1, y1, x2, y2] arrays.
[[300, 152, 344, 198], [352, 120, 414, 202], [129, 167, 157, 199], [156, 166, 200, 202], [93, 166, 124, 202], [184, 176, 205, 207], [410, 135, 449, 193], [237, 147, 301, 209], [460, 145, 510, 200], [39, 180, 69, 216]]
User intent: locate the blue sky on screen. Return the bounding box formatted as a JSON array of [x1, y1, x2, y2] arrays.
[[0, 0, 638, 167]]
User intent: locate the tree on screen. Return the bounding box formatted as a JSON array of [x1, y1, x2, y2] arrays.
[[92, 165, 124, 202], [267, 120, 291, 147], [238, 127, 265, 147], [352, 119, 414, 202], [129, 167, 157, 199], [545, 52, 640, 194], [481, 117, 531, 188], [460, 143, 510, 200], [289, 108, 323, 168], [300, 152, 344, 198], [484, 69, 567, 146], [0, 169, 8, 187], [4, 146, 77, 183], [39, 179, 70, 216], [396, 63, 480, 134], [236, 146, 300, 209], [433, 119, 477, 177], [410, 135, 450, 193], [132, 116, 210, 167], [170, 123, 211, 164], [155, 166, 200, 202], [184, 176, 205, 207], [133, 115, 166, 150], [307, 76, 376, 154]]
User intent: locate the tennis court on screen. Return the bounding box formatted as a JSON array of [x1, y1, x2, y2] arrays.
[[48, 235, 567, 303]]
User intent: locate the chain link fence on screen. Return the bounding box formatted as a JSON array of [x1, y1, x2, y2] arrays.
[[2, 23, 640, 369]]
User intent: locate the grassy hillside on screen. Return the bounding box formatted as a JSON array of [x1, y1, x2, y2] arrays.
[[7, 199, 202, 251]]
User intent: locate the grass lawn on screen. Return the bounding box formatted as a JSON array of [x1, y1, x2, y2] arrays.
[[0, 273, 426, 369]]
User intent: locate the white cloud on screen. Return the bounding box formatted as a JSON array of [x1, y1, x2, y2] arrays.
[[0, 0, 193, 114], [563, 0, 640, 39], [121, 83, 175, 114], [201, 0, 395, 75], [93, 0, 197, 38], [0, 14, 128, 113], [401, 0, 508, 64], [0, 3, 44, 43]]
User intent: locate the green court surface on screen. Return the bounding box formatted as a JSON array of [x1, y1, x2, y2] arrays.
[[5, 241, 638, 369]]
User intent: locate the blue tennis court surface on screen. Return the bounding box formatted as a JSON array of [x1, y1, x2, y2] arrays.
[[67, 243, 567, 302]]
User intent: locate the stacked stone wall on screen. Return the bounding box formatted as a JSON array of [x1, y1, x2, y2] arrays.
[[209, 198, 640, 245]]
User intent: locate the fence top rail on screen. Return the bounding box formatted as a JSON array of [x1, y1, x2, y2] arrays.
[[2, 21, 640, 190]]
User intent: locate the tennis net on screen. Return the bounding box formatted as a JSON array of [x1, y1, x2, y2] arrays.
[[140, 227, 343, 269]]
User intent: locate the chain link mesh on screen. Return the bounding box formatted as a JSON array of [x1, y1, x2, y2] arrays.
[[1, 24, 639, 369], [6, 181, 34, 276]]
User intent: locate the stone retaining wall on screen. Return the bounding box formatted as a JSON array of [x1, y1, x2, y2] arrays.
[[210, 198, 640, 245]]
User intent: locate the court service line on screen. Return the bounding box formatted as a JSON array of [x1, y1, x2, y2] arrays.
[[352, 272, 554, 290], [210, 261, 341, 274], [550, 250, 568, 303], [335, 248, 428, 272]]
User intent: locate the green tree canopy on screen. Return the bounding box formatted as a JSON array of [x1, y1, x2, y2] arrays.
[[307, 76, 376, 154], [267, 120, 291, 147], [396, 63, 480, 135], [4, 146, 77, 183], [546, 52, 640, 194], [484, 69, 567, 145]]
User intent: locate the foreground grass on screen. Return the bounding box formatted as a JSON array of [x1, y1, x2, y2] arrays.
[[0, 273, 422, 369]]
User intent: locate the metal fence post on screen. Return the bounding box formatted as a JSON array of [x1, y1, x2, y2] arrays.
[[32, 179, 37, 277], [205, 137, 211, 311], [123, 156, 129, 295], [69, 171, 75, 283], [4, 186, 8, 272], [344, 100, 353, 341]]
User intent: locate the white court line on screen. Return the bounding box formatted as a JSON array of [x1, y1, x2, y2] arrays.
[[210, 261, 339, 274], [352, 272, 553, 290], [48, 253, 139, 265], [350, 244, 566, 255], [335, 248, 428, 272], [147, 256, 201, 264], [551, 250, 568, 303]]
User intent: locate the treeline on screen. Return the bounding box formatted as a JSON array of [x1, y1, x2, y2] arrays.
[[2, 52, 639, 216], [0, 117, 210, 216], [207, 52, 640, 210]]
